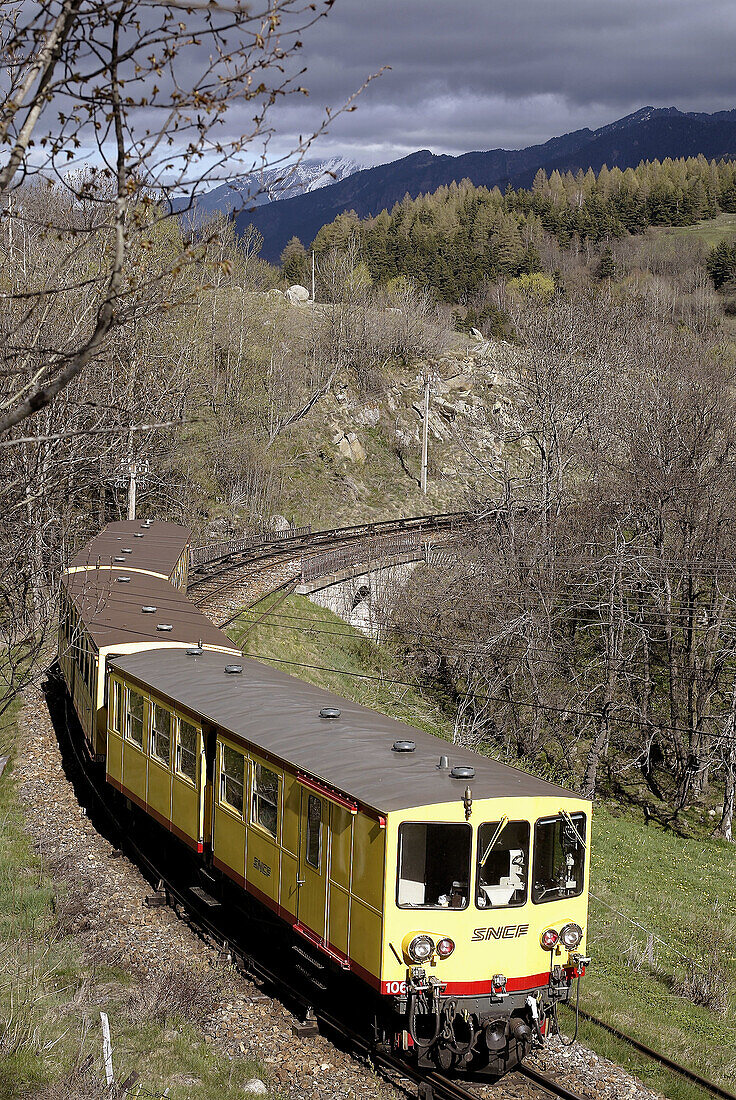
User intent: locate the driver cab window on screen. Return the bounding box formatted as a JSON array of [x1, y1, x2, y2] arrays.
[[476, 819, 529, 908], [532, 813, 586, 903], [397, 823, 471, 909]]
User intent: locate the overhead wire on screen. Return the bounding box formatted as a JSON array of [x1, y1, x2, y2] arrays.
[[234, 606, 736, 702], [238, 647, 736, 741]]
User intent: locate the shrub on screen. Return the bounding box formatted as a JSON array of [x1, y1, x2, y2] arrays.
[[126, 963, 224, 1028]]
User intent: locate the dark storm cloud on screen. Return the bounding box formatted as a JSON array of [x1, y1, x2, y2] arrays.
[[256, 0, 736, 164]]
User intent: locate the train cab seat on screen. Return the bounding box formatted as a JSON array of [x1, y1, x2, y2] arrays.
[[478, 847, 525, 907], [399, 878, 425, 906]]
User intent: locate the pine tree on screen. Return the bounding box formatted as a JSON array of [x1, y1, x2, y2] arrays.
[[280, 236, 309, 285], [707, 241, 736, 289], [596, 246, 615, 280]]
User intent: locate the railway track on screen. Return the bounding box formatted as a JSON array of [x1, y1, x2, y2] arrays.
[[47, 511, 736, 1100], [182, 509, 736, 1100], [51, 675, 590, 1100], [186, 511, 470, 608], [562, 1006, 736, 1100]]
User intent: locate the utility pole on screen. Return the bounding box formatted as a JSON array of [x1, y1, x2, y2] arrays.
[[127, 461, 138, 520], [420, 377, 430, 495], [121, 458, 149, 520]]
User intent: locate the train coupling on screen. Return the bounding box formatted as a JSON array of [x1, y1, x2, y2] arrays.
[[526, 994, 545, 1044], [571, 953, 591, 977], [548, 965, 571, 999]]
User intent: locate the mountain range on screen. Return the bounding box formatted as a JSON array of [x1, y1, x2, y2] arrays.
[[178, 156, 363, 227], [222, 106, 736, 262]]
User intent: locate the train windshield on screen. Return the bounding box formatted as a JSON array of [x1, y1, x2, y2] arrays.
[[397, 823, 471, 909], [532, 813, 586, 903], [476, 819, 529, 908]]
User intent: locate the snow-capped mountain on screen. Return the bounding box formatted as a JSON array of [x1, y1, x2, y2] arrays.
[[240, 105, 736, 262], [180, 157, 363, 225]]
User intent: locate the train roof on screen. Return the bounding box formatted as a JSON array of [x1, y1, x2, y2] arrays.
[[68, 521, 190, 578], [109, 648, 587, 814], [62, 569, 236, 653]]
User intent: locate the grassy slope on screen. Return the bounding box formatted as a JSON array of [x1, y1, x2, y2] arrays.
[[230, 596, 736, 1100], [655, 211, 736, 247], [0, 703, 270, 1099]]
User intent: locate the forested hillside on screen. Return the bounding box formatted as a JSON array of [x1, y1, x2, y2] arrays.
[[302, 156, 736, 302], [242, 106, 736, 261]]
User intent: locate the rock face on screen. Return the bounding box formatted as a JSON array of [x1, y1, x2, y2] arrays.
[[331, 425, 367, 464], [285, 284, 310, 305], [268, 514, 291, 531]]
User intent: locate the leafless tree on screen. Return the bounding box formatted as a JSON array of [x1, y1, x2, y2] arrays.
[[0, 0, 365, 715]]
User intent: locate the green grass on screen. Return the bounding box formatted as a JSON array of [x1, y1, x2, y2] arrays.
[[577, 805, 736, 1099], [228, 592, 455, 737], [656, 212, 736, 247], [0, 704, 275, 1099], [231, 596, 736, 1100]]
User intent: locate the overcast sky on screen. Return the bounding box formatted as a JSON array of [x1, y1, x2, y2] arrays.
[[261, 0, 736, 166]]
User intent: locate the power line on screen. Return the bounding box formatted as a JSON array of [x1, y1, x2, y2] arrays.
[[236, 602, 736, 660], [240, 647, 736, 742]]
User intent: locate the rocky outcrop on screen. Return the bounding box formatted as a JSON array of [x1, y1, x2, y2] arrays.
[[285, 284, 310, 305]]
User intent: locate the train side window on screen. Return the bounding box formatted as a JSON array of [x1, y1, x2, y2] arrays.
[[252, 764, 279, 838], [126, 690, 144, 748], [306, 795, 321, 869], [220, 744, 244, 815], [177, 720, 198, 783], [397, 823, 471, 909], [151, 704, 171, 766], [112, 680, 123, 733], [532, 813, 586, 904], [476, 820, 530, 908]]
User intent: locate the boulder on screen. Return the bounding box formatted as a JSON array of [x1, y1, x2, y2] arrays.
[[242, 1080, 267, 1097], [332, 429, 366, 464], [285, 284, 310, 305]]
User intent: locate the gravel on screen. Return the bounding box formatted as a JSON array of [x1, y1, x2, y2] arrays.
[[10, 682, 665, 1100]]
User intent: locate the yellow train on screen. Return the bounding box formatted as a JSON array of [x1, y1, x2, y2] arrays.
[[59, 521, 591, 1074]]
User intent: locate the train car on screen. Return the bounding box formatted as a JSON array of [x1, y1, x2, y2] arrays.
[[105, 646, 591, 1074], [65, 519, 192, 588], [58, 521, 239, 758]]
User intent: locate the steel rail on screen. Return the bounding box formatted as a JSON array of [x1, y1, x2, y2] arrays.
[[516, 1064, 596, 1100], [566, 1007, 736, 1100], [187, 511, 471, 585], [51, 679, 586, 1100]]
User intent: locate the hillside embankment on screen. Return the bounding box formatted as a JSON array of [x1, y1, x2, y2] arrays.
[[232, 594, 736, 1100]]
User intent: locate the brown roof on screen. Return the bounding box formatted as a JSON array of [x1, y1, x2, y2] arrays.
[[63, 569, 236, 653], [110, 648, 588, 814], [69, 521, 191, 579]]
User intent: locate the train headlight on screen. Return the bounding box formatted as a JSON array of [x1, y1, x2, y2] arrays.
[[560, 922, 583, 950], [540, 927, 559, 950], [436, 937, 455, 959], [407, 934, 434, 963]]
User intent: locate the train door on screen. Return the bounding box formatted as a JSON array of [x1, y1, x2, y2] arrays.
[[297, 786, 328, 940], [202, 724, 217, 853]]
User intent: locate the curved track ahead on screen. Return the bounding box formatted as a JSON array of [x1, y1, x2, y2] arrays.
[[49, 510, 736, 1100], [186, 511, 470, 607], [186, 512, 736, 1100]]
